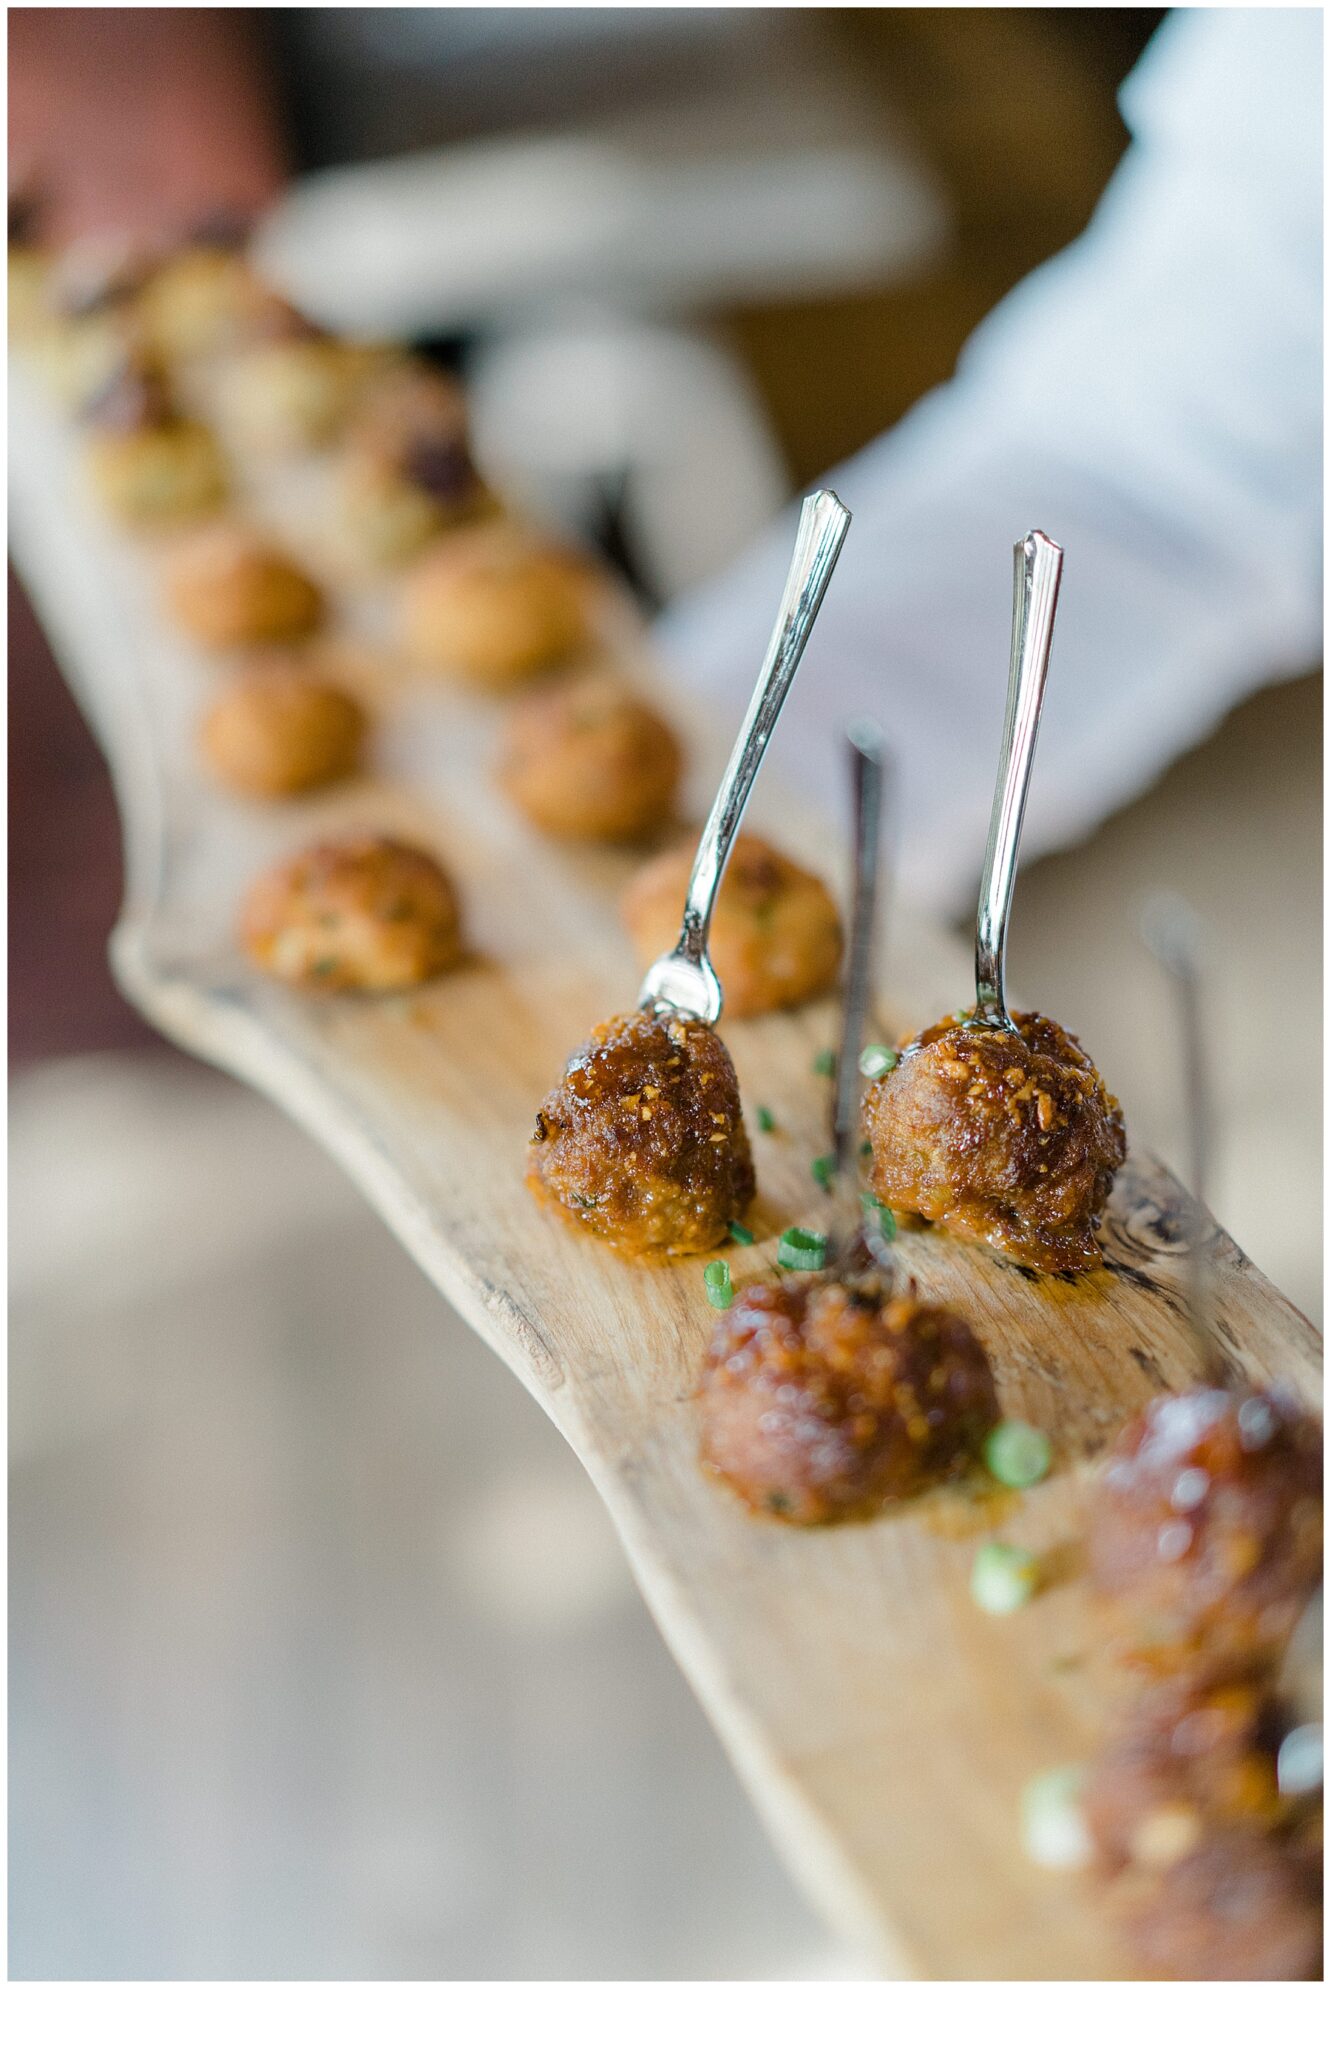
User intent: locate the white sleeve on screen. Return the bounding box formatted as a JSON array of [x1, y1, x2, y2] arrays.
[[654, 8, 1322, 913]]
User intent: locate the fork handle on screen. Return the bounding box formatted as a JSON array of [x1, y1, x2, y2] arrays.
[[675, 489, 851, 974], [973, 529, 1063, 1029]]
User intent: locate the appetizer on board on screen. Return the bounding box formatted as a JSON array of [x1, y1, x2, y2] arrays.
[[623, 830, 842, 1020], [137, 221, 272, 362], [527, 1008, 754, 1257], [35, 239, 153, 409], [164, 523, 324, 648], [699, 1267, 998, 1524], [1083, 1670, 1322, 1979], [7, 189, 50, 339], [200, 654, 367, 798], [241, 832, 463, 993], [339, 359, 495, 566], [82, 350, 228, 527], [497, 670, 682, 843], [863, 1009, 1125, 1272], [217, 302, 391, 455], [402, 522, 593, 688], [1089, 1386, 1323, 1682]]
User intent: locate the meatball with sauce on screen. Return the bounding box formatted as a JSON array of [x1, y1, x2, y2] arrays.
[[1084, 1678, 1322, 1979], [699, 1271, 999, 1524], [165, 524, 324, 649], [622, 832, 843, 1020], [241, 832, 463, 993], [1089, 1387, 1323, 1682], [82, 351, 228, 527], [497, 671, 682, 843], [527, 1008, 754, 1257], [863, 1010, 1125, 1272], [402, 524, 593, 688], [200, 656, 367, 798]]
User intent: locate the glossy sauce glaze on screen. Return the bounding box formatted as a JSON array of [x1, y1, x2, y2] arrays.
[[864, 1009, 1125, 1272]]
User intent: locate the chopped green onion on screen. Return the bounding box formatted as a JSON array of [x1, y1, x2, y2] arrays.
[[704, 1260, 734, 1311], [859, 1192, 897, 1240], [728, 1221, 755, 1246], [777, 1227, 827, 1272], [756, 1105, 777, 1134], [984, 1419, 1053, 1490], [1021, 1766, 1092, 1871], [811, 1048, 836, 1077], [811, 1153, 836, 1191], [859, 1139, 873, 1160], [971, 1541, 1040, 1615], [859, 1043, 898, 1080]]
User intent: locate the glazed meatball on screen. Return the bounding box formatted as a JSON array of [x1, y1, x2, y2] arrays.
[[165, 524, 324, 649], [699, 1271, 999, 1524], [1089, 1387, 1323, 1681], [339, 360, 493, 565], [497, 671, 682, 842], [402, 524, 592, 688], [622, 832, 843, 1020], [863, 1010, 1125, 1272], [241, 833, 463, 993], [200, 656, 367, 798], [1085, 1680, 1322, 1979], [527, 1008, 755, 1257], [82, 353, 228, 527]]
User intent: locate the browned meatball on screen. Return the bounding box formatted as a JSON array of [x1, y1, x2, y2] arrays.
[[863, 1010, 1125, 1272], [240, 833, 463, 993], [165, 524, 324, 649], [402, 524, 593, 687], [1089, 1387, 1323, 1681], [699, 1271, 999, 1524], [82, 352, 228, 527], [622, 832, 843, 1020], [200, 656, 367, 798], [339, 359, 495, 563], [497, 672, 682, 843], [1085, 1680, 1322, 1979], [527, 1009, 754, 1257]]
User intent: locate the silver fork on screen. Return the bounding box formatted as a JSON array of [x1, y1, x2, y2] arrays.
[[637, 487, 851, 1022], [970, 529, 1064, 1033], [825, 722, 892, 1270]]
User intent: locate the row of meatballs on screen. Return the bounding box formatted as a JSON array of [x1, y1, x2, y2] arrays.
[[11, 211, 849, 1017]]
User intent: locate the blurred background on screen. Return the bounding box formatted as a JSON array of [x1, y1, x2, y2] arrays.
[[9, 6, 1320, 1980]]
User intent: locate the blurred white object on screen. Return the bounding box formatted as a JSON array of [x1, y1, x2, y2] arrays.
[[254, 28, 947, 331], [467, 314, 790, 599], [659, 9, 1323, 913], [258, 132, 944, 332]]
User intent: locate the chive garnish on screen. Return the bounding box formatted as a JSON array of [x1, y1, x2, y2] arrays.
[[728, 1221, 755, 1246], [811, 1048, 836, 1077], [858, 1043, 897, 1080], [704, 1259, 734, 1311], [983, 1419, 1053, 1490], [971, 1541, 1040, 1614], [777, 1227, 827, 1272], [756, 1105, 777, 1133], [860, 1192, 897, 1239], [811, 1153, 836, 1192]]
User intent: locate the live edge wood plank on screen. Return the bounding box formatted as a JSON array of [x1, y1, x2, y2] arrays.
[[10, 365, 1321, 1980]]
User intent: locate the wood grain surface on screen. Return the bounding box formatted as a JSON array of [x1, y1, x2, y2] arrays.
[[9, 359, 1321, 1980]]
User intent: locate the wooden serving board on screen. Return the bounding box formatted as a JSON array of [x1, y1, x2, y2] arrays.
[[9, 360, 1321, 1980]]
